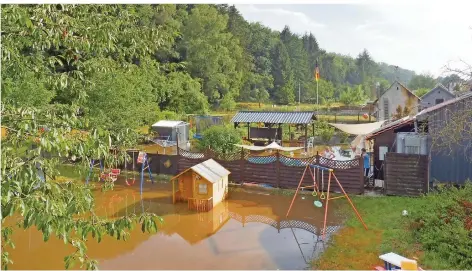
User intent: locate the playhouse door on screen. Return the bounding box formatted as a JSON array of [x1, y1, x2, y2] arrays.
[[179, 179, 186, 199]]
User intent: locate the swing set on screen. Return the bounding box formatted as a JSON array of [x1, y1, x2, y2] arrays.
[[85, 151, 121, 184], [85, 150, 154, 194], [286, 163, 368, 240]]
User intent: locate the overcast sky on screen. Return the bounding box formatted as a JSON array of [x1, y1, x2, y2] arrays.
[[235, 3, 472, 77]]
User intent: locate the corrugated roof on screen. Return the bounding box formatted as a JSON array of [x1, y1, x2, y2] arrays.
[[417, 92, 472, 119], [191, 159, 230, 183], [152, 120, 186, 128], [231, 111, 316, 124]]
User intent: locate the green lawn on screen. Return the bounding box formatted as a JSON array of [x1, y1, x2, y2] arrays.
[[313, 184, 472, 270]]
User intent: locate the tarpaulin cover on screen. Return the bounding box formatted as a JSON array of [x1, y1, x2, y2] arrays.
[[328, 121, 386, 135]]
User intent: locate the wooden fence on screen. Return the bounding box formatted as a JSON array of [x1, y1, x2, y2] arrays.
[[178, 148, 364, 194], [385, 153, 429, 196], [121, 148, 364, 194]]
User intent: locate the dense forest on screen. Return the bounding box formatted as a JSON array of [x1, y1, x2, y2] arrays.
[[1, 4, 462, 130]]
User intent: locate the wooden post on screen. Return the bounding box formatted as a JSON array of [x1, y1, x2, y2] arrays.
[[304, 124, 308, 152], [278, 123, 282, 145], [288, 124, 291, 141], [247, 122, 250, 140], [312, 122, 315, 137], [175, 127, 180, 156], [276, 150, 280, 188], [172, 179, 175, 204], [240, 147, 245, 184]]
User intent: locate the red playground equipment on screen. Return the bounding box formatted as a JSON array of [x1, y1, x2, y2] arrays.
[[286, 163, 368, 240]]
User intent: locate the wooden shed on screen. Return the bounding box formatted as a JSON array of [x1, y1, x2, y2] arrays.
[[171, 159, 230, 212]]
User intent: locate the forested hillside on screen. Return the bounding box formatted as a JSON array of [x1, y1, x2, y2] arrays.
[[3, 4, 426, 130]]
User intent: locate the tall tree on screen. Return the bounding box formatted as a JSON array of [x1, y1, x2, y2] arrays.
[[179, 4, 244, 103], [270, 41, 295, 104], [408, 73, 438, 90]]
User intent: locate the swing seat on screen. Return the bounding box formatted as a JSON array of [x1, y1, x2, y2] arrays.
[[111, 169, 121, 175], [126, 178, 136, 186]]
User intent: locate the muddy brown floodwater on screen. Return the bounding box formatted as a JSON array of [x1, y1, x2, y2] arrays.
[[6, 181, 344, 270]]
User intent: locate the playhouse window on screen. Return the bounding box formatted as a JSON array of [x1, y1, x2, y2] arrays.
[[198, 183, 207, 194]]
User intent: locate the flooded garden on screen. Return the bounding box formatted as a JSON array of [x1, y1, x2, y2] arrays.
[[6, 180, 345, 270]]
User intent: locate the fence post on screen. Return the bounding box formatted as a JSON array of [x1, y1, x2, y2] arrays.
[[315, 152, 320, 187], [276, 150, 280, 188], [240, 148, 245, 184]]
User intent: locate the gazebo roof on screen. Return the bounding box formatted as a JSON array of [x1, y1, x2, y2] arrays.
[[231, 111, 316, 124]]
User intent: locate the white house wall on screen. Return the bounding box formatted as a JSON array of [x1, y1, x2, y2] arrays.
[[377, 81, 420, 121]]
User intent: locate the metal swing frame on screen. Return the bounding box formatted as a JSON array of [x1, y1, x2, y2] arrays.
[[286, 163, 368, 240], [137, 151, 154, 195]]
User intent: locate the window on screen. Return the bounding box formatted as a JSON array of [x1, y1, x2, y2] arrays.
[[435, 98, 444, 105], [198, 183, 207, 194], [383, 98, 389, 120]]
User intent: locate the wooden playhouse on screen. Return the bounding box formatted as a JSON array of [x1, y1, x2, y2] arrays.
[[171, 159, 230, 212]]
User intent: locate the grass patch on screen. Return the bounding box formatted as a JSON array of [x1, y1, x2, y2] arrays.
[[55, 164, 172, 183], [313, 184, 472, 270], [312, 195, 426, 269]]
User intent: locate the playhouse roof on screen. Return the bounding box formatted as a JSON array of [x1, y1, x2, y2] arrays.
[[191, 159, 230, 183]]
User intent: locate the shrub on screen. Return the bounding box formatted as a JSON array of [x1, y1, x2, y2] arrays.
[[340, 132, 350, 143], [411, 182, 472, 269], [315, 121, 335, 143], [197, 125, 242, 154]]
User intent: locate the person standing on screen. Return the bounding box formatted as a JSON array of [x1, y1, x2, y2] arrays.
[[362, 148, 370, 177]]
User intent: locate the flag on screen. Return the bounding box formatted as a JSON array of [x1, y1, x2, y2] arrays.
[[314, 61, 320, 82]]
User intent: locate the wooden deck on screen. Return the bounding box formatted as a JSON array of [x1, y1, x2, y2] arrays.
[[188, 197, 213, 212]]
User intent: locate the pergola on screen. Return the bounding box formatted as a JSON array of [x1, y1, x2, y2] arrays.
[[231, 111, 317, 151]]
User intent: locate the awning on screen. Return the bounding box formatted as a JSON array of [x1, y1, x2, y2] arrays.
[[328, 121, 386, 135], [235, 142, 304, 152]]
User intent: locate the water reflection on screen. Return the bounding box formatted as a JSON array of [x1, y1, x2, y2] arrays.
[[7, 182, 343, 270]]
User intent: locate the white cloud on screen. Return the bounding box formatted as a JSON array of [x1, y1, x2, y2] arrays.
[[236, 4, 472, 77], [236, 4, 325, 33]]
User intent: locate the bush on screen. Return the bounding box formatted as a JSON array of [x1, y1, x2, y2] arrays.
[[411, 181, 472, 269], [315, 121, 335, 143], [340, 132, 350, 143], [197, 125, 242, 154]]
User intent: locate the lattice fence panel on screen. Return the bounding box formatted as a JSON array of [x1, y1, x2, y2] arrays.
[[179, 148, 205, 159], [245, 215, 278, 228], [318, 156, 359, 169], [246, 155, 277, 164], [279, 155, 315, 167]]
